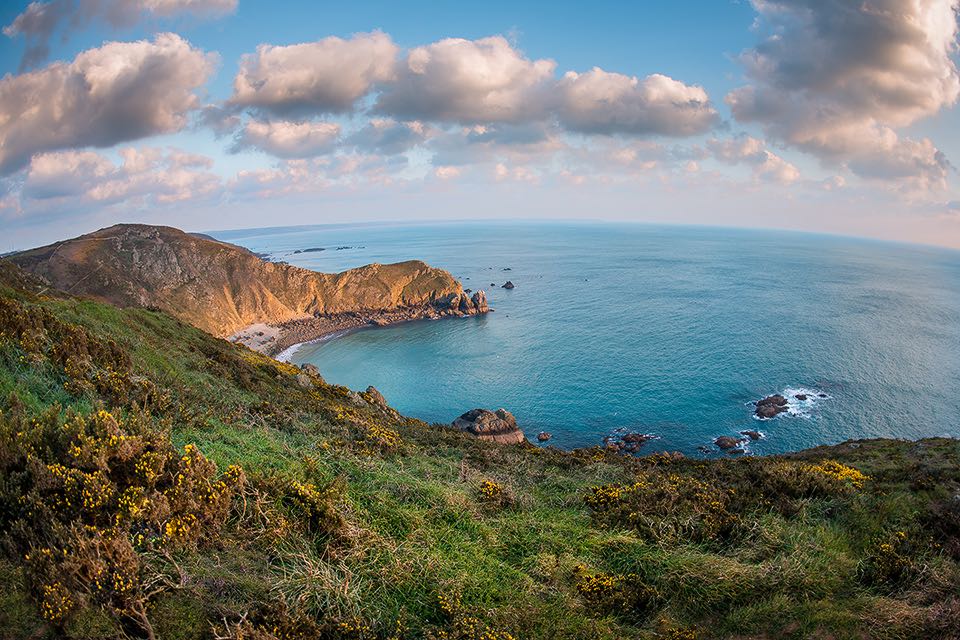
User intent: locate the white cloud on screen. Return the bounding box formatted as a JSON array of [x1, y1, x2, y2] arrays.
[[727, 0, 960, 188], [0, 33, 217, 176], [227, 33, 720, 143], [708, 135, 800, 184], [19, 147, 221, 213], [375, 36, 555, 123], [233, 120, 341, 158], [230, 31, 398, 116], [556, 69, 719, 136], [3, 0, 236, 69]]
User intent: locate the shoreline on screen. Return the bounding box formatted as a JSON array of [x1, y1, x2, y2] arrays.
[[231, 302, 491, 361], [274, 327, 358, 362]]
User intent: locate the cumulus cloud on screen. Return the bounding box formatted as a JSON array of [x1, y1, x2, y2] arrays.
[[727, 0, 960, 188], [375, 36, 555, 123], [556, 69, 719, 136], [232, 120, 341, 158], [19, 146, 220, 213], [3, 0, 236, 69], [708, 135, 800, 184], [230, 31, 398, 116], [0, 33, 217, 176], [227, 33, 719, 142]]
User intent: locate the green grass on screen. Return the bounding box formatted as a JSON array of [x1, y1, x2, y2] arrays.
[[0, 262, 958, 640]]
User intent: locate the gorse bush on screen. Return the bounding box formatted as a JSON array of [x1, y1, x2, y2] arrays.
[[0, 403, 245, 637]]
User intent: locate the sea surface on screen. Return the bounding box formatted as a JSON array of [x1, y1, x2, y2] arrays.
[[213, 222, 960, 455]]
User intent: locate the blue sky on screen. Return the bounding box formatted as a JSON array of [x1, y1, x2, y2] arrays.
[[1, 0, 959, 250]]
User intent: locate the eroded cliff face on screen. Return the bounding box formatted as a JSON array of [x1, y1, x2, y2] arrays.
[[9, 224, 482, 337]]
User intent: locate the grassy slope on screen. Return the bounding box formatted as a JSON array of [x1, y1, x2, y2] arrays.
[[0, 263, 958, 640]]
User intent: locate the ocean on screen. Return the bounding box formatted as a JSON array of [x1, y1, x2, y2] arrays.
[[213, 221, 960, 455]]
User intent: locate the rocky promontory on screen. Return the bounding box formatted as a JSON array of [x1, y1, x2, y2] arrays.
[[9, 224, 488, 357]]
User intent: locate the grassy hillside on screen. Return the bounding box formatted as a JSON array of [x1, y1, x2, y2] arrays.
[[0, 262, 958, 640]]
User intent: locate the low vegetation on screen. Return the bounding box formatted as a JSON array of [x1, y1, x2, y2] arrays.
[[0, 261, 958, 639]]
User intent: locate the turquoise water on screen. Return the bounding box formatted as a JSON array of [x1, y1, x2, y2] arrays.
[[214, 222, 960, 455]]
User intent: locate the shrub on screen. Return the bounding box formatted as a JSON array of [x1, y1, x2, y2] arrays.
[[0, 403, 244, 635], [572, 565, 659, 620], [585, 473, 738, 543]]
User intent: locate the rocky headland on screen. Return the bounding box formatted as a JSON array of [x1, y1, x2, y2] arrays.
[[9, 224, 488, 357]]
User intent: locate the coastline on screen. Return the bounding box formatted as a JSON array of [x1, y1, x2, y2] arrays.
[[274, 328, 357, 362], [231, 302, 491, 361]]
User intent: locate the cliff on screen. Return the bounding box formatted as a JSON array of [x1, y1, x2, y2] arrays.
[[8, 224, 486, 340]]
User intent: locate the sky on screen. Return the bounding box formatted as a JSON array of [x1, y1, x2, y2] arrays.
[[1, 0, 960, 251]]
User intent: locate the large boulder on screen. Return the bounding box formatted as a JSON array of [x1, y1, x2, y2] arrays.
[[471, 290, 489, 313], [365, 386, 388, 409], [715, 436, 743, 450], [452, 408, 525, 444], [755, 394, 789, 419]]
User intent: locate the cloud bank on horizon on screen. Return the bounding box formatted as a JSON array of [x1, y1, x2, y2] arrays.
[[1, 0, 959, 249]]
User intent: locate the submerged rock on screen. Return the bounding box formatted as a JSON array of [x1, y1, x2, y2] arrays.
[[602, 431, 656, 453], [452, 408, 525, 444], [795, 393, 808, 401], [755, 394, 789, 419]]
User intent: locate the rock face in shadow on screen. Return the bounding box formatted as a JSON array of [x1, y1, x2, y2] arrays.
[[9, 224, 479, 338], [452, 408, 526, 444]]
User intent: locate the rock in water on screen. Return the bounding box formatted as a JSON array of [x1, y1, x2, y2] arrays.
[[740, 430, 763, 440], [715, 436, 743, 450], [537, 432, 552, 442], [471, 290, 489, 313], [755, 394, 789, 419], [452, 408, 525, 444], [502, 281, 515, 289]]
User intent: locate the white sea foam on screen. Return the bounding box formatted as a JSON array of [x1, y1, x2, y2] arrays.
[[749, 386, 831, 420]]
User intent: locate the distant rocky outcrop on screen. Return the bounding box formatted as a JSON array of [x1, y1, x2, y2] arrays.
[[8, 224, 485, 347], [755, 394, 789, 419], [452, 408, 525, 444]]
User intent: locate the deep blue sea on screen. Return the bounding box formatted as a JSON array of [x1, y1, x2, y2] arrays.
[[213, 222, 960, 455]]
